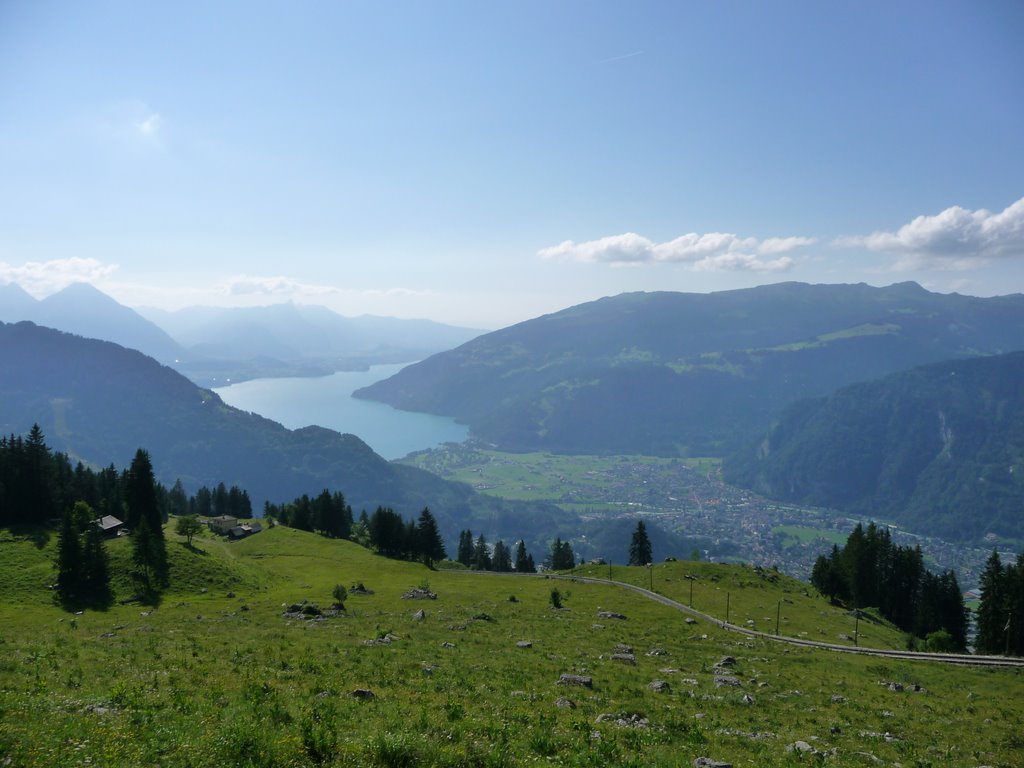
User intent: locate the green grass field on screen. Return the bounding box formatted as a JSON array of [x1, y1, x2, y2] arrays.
[[1, 525, 1022, 767], [402, 447, 719, 504]]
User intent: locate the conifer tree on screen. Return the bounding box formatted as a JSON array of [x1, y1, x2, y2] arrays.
[[629, 520, 653, 566], [473, 534, 491, 570], [81, 517, 112, 607], [492, 539, 512, 572], [415, 508, 446, 568], [975, 550, 1008, 654], [457, 529, 475, 566], [514, 540, 535, 573], [55, 504, 84, 604]]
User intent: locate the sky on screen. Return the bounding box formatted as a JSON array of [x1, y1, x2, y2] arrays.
[[1, 1, 1023, 329]]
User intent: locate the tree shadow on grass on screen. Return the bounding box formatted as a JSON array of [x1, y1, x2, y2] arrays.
[[9, 524, 51, 549], [177, 541, 209, 556]]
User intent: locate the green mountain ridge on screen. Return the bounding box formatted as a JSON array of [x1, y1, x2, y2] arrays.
[[355, 281, 1024, 456], [0, 321, 567, 546], [724, 352, 1024, 543]]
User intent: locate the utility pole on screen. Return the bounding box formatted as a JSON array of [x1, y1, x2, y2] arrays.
[[648, 563, 653, 592], [1007, 611, 1013, 656], [854, 611, 860, 647], [688, 576, 694, 607], [775, 600, 781, 636], [725, 592, 730, 627], [608, 560, 612, 581]]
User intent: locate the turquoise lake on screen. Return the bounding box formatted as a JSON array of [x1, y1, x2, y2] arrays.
[[213, 363, 468, 460]]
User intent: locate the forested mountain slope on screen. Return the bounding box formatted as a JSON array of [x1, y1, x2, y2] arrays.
[[724, 352, 1024, 542], [355, 282, 1024, 456], [0, 321, 566, 542]]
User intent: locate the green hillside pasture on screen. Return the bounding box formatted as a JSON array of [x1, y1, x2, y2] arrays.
[[1, 527, 1022, 767], [403, 448, 717, 504], [574, 560, 908, 651]]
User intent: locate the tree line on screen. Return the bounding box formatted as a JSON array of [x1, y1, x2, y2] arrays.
[[1, 426, 264, 608], [268, 493, 448, 569], [811, 522, 968, 651], [975, 549, 1024, 656]]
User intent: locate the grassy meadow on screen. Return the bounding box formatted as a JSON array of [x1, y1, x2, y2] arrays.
[[1, 524, 1023, 767]]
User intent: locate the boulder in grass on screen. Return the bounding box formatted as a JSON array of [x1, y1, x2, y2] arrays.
[[350, 689, 376, 701], [558, 673, 593, 688]]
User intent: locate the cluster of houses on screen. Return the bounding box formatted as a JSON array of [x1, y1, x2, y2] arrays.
[[207, 515, 263, 539], [88, 514, 262, 541]]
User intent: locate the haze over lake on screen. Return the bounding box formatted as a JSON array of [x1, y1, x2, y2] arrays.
[[213, 364, 468, 460]]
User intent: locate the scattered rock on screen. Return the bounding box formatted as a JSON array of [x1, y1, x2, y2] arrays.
[[508, 595, 519, 603], [714, 656, 737, 668], [646, 647, 667, 656], [831, 694, 848, 703], [681, 678, 700, 686], [886, 681, 904, 692], [516, 640, 533, 648], [714, 675, 741, 688], [99, 632, 116, 639], [412, 609, 426, 621], [693, 758, 732, 768], [611, 653, 637, 665], [472, 612, 494, 622], [597, 611, 627, 620], [613, 643, 634, 654], [402, 587, 437, 600], [648, 680, 670, 692], [362, 633, 398, 646], [350, 689, 376, 701], [349, 583, 374, 595], [851, 752, 883, 765], [595, 713, 648, 728], [440, 641, 456, 648], [558, 673, 593, 688], [592, 624, 605, 630], [787, 741, 815, 754], [555, 697, 576, 709], [685, 617, 697, 625], [740, 693, 755, 705]]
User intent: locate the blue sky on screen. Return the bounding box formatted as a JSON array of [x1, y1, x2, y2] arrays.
[[1, 1, 1022, 328]]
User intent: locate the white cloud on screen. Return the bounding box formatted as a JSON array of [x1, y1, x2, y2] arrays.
[[0, 258, 118, 297], [222, 276, 434, 302], [538, 230, 812, 271], [223, 275, 341, 298], [835, 197, 1024, 270], [134, 112, 162, 138]]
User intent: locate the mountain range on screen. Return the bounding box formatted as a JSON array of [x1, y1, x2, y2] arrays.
[[0, 282, 183, 363], [355, 281, 1024, 457], [0, 282, 482, 385], [724, 351, 1024, 542]]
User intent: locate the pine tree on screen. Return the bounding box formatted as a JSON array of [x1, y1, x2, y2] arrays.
[[549, 537, 575, 570], [514, 540, 535, 573], [415, 508, 446, 568], [457, 530, 475, 566], [81, 518, 112, 608], [125, 450, 169, 590], [492, 540, 512, 572], [975, 550, 1007, 654], [55, 504, 84, 604], [628, 521, 653, 566], [473, 534, 491, 570]]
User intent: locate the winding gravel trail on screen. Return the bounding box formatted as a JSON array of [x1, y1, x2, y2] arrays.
[[550, 573, 1024, 669]]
